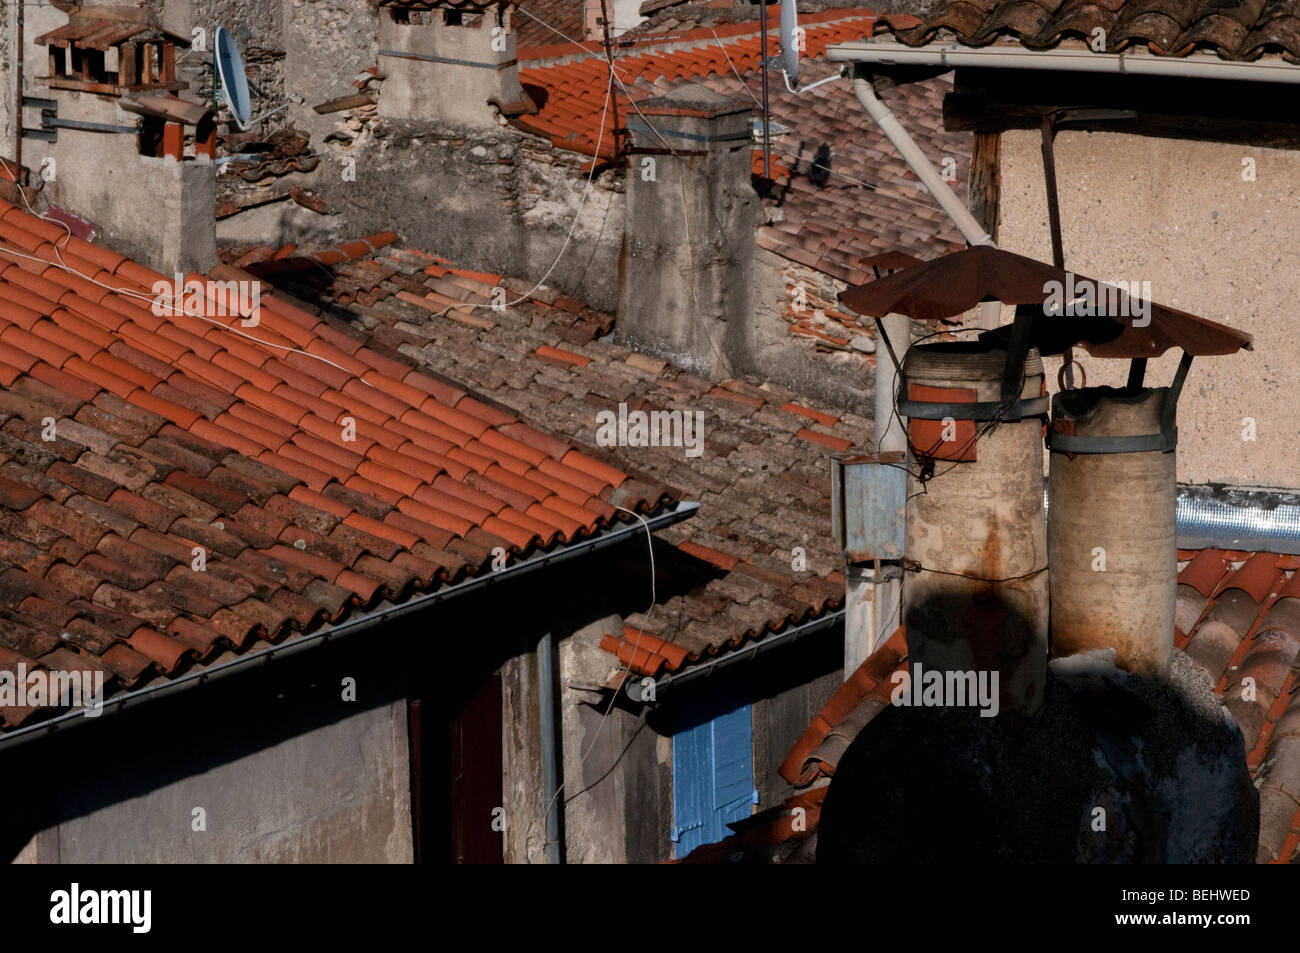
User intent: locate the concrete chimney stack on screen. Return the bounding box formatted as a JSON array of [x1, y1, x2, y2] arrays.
[[1047, 386, 1178, 677], [33, 8, 216, 274], [900, 342, 1050, 715], [377, 0, 524, 128], [619, 85, 756, 378]]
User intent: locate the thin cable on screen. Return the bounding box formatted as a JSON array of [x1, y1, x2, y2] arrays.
[[514, 5, 632, 82], [4, 184, 376, 386], [709, 28, 762, 109]]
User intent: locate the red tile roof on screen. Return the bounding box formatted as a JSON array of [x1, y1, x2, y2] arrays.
[[873, 0, 1300, 63], [686, 548, 1300, 863], [0, 199, 675, 732], [245, 242, 869, 680], [1175, 549, 1300, 863], [513, 9, 968, 281], [778, 624, 907, 786], [514, 11, 876, 160]]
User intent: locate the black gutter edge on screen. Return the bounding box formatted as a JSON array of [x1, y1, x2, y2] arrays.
[[0, 500, 700, 753], [629, 606, 846, 701]]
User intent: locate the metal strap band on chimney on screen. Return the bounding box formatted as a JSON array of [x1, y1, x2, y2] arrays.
[[624, 119, 753, 144], [1047, 428, 1177, 454], [896, 394, 1049, 422], [378, 49, 517, 70]]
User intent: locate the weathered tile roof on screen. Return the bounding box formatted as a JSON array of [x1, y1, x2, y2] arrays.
[[873, 0, 1300, 63], [1176, 548, 1300, 863], [687, 549, 1300, 863], [512, 9, 967, 280], [0, 199, 674, 732], [516, 0, 589, 51], [248, 242, 871, 676]]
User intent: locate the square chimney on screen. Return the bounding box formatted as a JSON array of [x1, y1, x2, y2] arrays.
[[34, 6, 217, 274], [377, 0, 523, 128]]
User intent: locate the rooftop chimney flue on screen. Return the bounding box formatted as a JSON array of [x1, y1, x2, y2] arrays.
[[900, 341, 1050, 716], [1048, 386, 1178, 676]]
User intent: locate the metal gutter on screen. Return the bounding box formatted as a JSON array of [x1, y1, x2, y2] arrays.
[[828, 41, 1300, 85], [1043, 483, 1300, 555], [1175, 485, 1300, 555], [0, 500, 700, 753], [635, 607, 845, 699]]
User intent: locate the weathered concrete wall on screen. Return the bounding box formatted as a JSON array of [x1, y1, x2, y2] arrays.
[[182, 0, 288, 119], [619, 87, 758, 379], [377, 5, 521, 127], [559, 618, 655, 864], [7, 648, 412, 864], [284, 0, 379, 144], [43, 91, 217, 274], [315, 122, 626, 311], [1000, 129, 1300, 491], [751, 247, 876, 416]]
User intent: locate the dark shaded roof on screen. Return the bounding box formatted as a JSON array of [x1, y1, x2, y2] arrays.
[[1176, 548, 1300, 863], [873, 0, 1300, 63], [240, 243, 871, 676], [0, 199, 675, 733]]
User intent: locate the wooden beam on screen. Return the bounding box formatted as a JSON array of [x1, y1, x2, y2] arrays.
[[969, 131, 1001, 242], [161, 42, 175, 83], [119, 42, 137, 87]]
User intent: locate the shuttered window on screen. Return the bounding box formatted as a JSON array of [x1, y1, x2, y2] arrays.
[[671, 689, 756, 857]]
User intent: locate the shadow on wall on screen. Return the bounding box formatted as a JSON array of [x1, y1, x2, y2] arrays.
[[817, 604, 1259, 863]]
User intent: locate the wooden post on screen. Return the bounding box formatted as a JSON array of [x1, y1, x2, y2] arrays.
[[969, 131, 1001, 242], [120, 43, 138, 88]]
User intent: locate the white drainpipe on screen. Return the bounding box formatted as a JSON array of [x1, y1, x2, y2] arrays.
[[850, 75, 1002, 329]]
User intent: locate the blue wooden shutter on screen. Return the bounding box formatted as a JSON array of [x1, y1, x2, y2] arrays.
[[672, 693, 755, 857]]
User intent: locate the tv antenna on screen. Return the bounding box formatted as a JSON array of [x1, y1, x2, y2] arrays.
[[755, 1, 847, 180], [214, 26, 291, 131]]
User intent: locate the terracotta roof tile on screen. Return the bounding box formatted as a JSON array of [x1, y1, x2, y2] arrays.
[[0, 200, 676, 734], [876, 0, 1300, 63]]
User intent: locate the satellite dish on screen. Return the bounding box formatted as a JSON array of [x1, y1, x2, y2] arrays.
[[777, 0, 846, 94], [780, 0, 800, 90], [215, 26, 252, 128]]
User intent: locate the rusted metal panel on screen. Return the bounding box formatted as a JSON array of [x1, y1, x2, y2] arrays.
[[832, 452, 906, 563], [840, 245, 1253, 357]]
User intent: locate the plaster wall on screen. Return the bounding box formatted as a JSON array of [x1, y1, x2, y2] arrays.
[[43, 92, 217, 274], [376, 7, 522, 128], [999, 129, 1300, 490]]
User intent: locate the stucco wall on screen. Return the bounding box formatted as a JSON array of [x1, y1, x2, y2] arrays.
[[8, 656, 413, 864], [41, 92, 217, 274], [999, 129, 1300, 491]]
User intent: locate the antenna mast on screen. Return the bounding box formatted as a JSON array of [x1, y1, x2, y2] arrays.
[[759, 0, 771, 179], [599, 0, 621, 156], [12, 0, 23, 184]]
